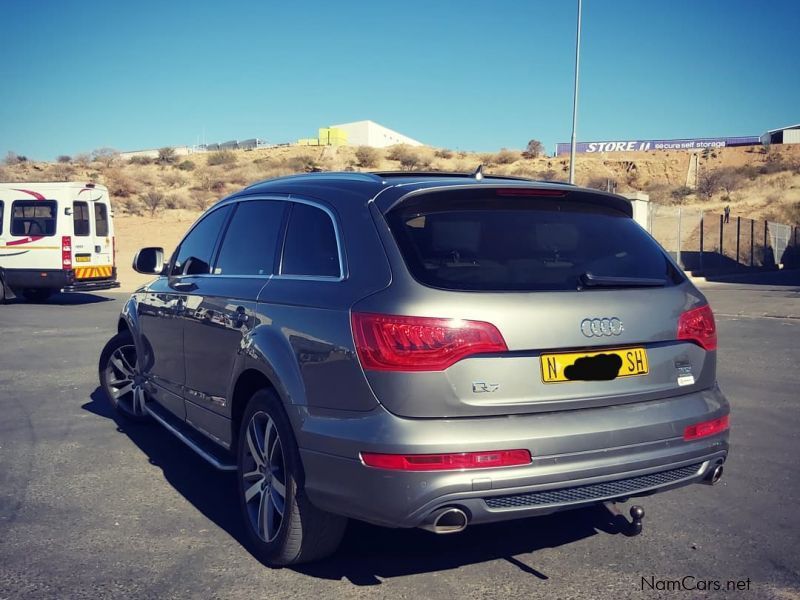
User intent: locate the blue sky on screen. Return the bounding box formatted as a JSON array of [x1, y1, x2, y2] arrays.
[[0, 0, 797, 160]]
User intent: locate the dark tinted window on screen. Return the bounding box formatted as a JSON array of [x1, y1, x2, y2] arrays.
[[73, 201, 90, 236], [388, 194, 682, 291], [0, 201, 4, 235], [11, 200, 57, 237], [94, 203, 109, 236], [215, 200, 285, 276], [172, 206, 230, 276], [281, 203, 340, 277]]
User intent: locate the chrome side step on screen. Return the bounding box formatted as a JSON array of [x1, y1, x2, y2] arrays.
[[144, 403, 237, 471]]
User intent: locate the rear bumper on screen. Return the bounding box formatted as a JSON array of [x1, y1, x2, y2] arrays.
[[1, 268, 119, 292], [61, 278, 121, 292], [296, 384, 730, 528]]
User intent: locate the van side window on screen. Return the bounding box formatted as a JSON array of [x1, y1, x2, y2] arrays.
[[73, 201, 91, 236], [171, 206, 231, 276], [214, 200, 285, 276], [11, 200, 57, 237], [280, 203, 341, 278], [0, 201, 4, 235], [94, 203, 109, 237]]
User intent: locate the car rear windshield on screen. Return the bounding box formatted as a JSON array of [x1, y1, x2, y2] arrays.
[[386, 192, 683, 292]]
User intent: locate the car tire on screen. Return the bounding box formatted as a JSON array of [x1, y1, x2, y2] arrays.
[[22, 288, 52, 303], [237, 388, 347, 566], [98, 330, 150, 422]]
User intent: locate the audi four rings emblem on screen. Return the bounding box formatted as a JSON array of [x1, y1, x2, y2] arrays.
[[580, 317, 624, 337]]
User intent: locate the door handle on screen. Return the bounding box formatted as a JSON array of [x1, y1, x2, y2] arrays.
[[171, 281, 196, 291]]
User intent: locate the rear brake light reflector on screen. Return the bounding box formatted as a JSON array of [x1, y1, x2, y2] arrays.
[[351, 312, 507, 371], [683, 415, 729, 441], [61, 235, 72, 269], [360, 449, 531, 471], [677, 304, 717, 351]]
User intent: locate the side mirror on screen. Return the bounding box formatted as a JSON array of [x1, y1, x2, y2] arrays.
[[133, 247, 165, 275]]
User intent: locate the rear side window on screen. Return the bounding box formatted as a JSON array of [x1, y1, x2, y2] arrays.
[[172, 206, 231, 276], [280, 203, 340, 278], [11, 200, 57, 237], [73, 201, 90, 236], [0, 201, 4, 235], [214, 200, 285, 276], [387, 193, 682, 291], [94, 203, 109, 236]]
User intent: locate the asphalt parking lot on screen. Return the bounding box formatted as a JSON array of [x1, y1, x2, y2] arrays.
[[1, 276, 799, 599]]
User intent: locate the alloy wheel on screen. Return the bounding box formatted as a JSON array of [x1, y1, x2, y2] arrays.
[[105, 344, 147, 417], [241, 411, 287, 543]]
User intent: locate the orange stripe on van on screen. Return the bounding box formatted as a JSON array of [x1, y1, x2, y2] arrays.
[[74, 265, 113, 279]]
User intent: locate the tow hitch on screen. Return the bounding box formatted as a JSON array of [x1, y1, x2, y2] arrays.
[[604, 501, 646, 536]]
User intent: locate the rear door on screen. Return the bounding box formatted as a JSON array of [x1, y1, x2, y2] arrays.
[[179, 199, 285, 444], [355, 187, 713, 418], [72, 187, 113, 280]]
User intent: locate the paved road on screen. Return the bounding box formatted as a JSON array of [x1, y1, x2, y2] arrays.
[[1, 282, 799, 599]]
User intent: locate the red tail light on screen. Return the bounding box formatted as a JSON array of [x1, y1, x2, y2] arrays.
[[683, 415, 729, 441], [351, 312, 508, 371], [360, 449, 531, 471], [677, 304, 717, 351], [61, 235, 72, 269]]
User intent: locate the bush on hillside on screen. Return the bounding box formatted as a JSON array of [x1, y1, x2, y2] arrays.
[[434, 148, 454, 159], [177, 160, 195, 171], [355, 146, 380, 168], [157, 147, 178, 165], [207, 150, 237, 166], [494, 149, 520, 165], [129, 155, 153, 165], [141, 190, 165, 216], [57, 155, 72, 163]]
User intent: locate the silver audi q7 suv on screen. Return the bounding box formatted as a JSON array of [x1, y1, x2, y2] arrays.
[[100, 171, 729, 565]]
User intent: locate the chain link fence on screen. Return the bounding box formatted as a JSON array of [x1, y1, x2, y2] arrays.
[[645, 204, 799, 273]]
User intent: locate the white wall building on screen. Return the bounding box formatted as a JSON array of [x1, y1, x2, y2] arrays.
[[761, 123, 800, 145], [330, 120, 424, 148]]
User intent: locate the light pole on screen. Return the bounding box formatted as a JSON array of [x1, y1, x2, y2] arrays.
[[568, 0, 582, 185]]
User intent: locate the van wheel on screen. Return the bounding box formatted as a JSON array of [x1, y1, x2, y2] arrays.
[[99, 330, 150, 422], [237, 389, 347, 566], [22, 289, 53, 303]]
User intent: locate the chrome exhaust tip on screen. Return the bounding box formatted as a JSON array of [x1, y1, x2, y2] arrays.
[[703, 463, 724, 485], [419, 507, 469, 534]]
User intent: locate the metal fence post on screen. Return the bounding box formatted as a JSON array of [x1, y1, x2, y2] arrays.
[[719, 214, 724, 257], [676, 207, 682, 268], [750, 219, 755, 267], [764, 220, 769, 267], [699, 212, 704, 272], [736, 216, 740, 266]]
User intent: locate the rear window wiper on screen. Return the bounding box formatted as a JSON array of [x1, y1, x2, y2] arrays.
[[579, 272, 667, 289]]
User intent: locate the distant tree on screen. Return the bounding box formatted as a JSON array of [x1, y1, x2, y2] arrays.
[[74, 153, 92, 166], [522, 139, 545, 159], [157, 147, 178, 165], [716, 167, 744, 196], [697, 169, 723, 199], [4, 151, 27, 165], [57, 155, 72, 163], [141, 190, 165, 216], [92, 147, 119, 166]]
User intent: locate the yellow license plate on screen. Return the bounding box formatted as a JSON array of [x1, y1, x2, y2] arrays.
[[541, 347, 648, 383], [75, 255, 91, 262]]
